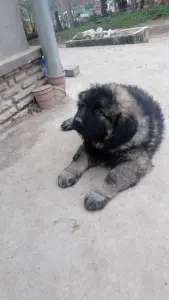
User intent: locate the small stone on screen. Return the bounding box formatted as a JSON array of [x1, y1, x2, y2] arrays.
[[95, 27, 104, 38], [72, 32, 85, 40], [96, 27, 103, 33], [107, 29, 112, 37], [83, 29, 95, 39]]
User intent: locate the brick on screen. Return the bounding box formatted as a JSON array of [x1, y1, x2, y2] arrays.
[[0, 82, 8, 92], [2, 85, 20, 99], [35, 78, 47, 88], [15, 72, 27, 82], [7, 78, 15, 87], [0, 98, 13, 112], [0, 119, 12, 132], [12, 107, 29, 120], [0, 107, 17, 123], [21, 75, 37, 89], [13, 84, 36, 102], [21, 62, 32, 69], [4, 68, 20, 79], [36, 71, 45, 80], [27, 65, 41, 75], [16, 94, 33, 110]]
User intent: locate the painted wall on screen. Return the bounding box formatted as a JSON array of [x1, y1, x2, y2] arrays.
[[0, 0, 28, 61]]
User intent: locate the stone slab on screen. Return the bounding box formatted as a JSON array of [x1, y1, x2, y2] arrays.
[[66, 27, 149, 48]]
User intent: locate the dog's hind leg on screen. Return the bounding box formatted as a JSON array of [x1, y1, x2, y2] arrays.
[[58, 145, 97, 188], [84, 150, 152, 211], [61, 117, 74, 131]]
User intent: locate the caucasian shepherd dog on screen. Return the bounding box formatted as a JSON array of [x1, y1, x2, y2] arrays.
[[58, 83, 164, 212]]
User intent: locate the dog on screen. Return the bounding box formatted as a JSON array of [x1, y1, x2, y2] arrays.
[[58, 83, 164, 211]]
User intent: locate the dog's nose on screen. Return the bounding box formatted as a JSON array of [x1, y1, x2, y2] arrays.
[[74, 117, 83, 127]]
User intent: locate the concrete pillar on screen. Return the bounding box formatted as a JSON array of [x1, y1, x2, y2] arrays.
[[0, 0, 28, 61], [31, 0, 63, 76]]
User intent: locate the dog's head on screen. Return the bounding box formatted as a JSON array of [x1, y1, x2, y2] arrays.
[[72, 84, 117, 141], [72, 84, 138, 147]]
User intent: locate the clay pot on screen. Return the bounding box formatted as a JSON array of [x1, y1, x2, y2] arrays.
[[47, 71, 66, 89], [53, 86, 66, 103], [33, 84, 56, 109]]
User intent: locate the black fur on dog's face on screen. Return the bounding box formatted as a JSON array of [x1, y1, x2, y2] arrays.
[[72, 85, 117, 141]]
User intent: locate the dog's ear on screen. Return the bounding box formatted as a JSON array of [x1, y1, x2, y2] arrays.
[[79, 91, 88, 101], [78, 91, 88, 106], [112, 113, 137, 147]]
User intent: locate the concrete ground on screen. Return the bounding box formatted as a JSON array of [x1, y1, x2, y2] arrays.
[[1, 36, 169, 300]]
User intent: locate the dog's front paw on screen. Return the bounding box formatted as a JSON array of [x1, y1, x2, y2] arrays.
[[84, 190, 110, 212], [61, 118, 73, 131], [58, 170, 79, 188]]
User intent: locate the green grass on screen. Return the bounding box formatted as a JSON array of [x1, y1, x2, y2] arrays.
[[56, 5, 169, 42]]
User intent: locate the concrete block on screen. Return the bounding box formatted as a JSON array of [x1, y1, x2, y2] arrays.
[[0, 82, 7, 92], [35, 78, 47, 87], [12, 107, 29, 120], [21, 75, 37, 89], [0, 119, 12, 132], [4, 68, 20, 79], [0, 106, 17, 123], [16, 94, 34, 110], [27, 65, 42, 75], [64, 65, 80, 77], [0, 98, 13, 112], [2, 85, 20, 99], [66, 27, 149, 48], [7, 78, 15, 87], [15, 72, 27, 82], [36, 71, 45, 80], [13, 84, 36, 102]]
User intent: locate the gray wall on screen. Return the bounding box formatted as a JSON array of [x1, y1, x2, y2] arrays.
[[0, 0, 28, 61]]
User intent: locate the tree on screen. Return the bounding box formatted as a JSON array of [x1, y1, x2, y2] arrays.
[[131, 0, 137, 10], [101, 0, 108, 15], [19, 0, 33, 22], [115, 0, 128, 11]]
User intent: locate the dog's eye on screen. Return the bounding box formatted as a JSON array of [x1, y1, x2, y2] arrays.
[[95, 109, 103, 116]]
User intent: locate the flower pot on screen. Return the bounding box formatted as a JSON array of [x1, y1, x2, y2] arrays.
[[33, 84, 56, 109], [53, 86, 66, 104], [46, 71, 66, 89]]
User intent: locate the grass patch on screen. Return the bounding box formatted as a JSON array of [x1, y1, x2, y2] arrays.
[[56, 5, 169, 42]]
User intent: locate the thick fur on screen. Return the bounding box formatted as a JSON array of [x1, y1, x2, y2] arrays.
[[58, 83, 164, 211]]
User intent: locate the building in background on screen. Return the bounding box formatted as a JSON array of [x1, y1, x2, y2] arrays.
[[49, 0, 102, 29]]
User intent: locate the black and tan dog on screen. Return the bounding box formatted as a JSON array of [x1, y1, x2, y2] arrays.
[[58, 83, 164, 211]]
